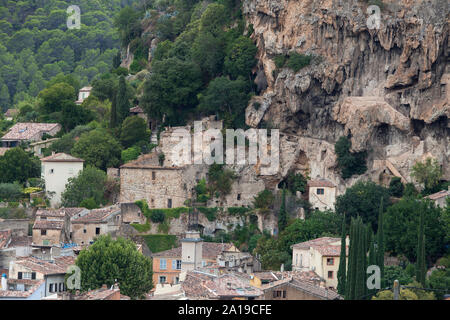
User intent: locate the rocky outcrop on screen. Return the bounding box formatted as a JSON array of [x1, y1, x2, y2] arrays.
[[244, 0, 449, 187]]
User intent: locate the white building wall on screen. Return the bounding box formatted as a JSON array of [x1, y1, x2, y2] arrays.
[[42, 161, 84, 208]]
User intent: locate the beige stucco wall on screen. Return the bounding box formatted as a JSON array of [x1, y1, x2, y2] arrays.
[[9, 262, 44, 280], [42, 161, 84, 207], [308, 186, 336, 211], [71, 223, 107, 245]]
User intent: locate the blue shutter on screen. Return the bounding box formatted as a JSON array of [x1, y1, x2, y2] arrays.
[[172, 260, 176, 270]]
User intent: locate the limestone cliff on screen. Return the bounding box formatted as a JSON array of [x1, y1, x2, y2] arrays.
[[244, 0, 449, 192]]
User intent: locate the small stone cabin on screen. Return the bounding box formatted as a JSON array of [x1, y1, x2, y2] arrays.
[[307, 179, 337, 211]]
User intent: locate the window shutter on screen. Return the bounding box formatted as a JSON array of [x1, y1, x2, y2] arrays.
[[172, 260, 176, 270], [31, 272, 36, 280], [18, 272, 22, 279]]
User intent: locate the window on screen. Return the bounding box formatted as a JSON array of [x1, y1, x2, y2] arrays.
[[152, 171, 156, 180], [159, 276, 166, 284], [83, 229, 86, 233], [273, 290, 284, 298], [167, 199, 172, 208], [49, 284, 54, 293], [283, 290, 286, 298], [237, 194, 241, 200], [160, 259, 167, 270], [59, 283, 63, 292], [317, 188, 324, 195], [49, 169, 54, 174], [23, 272, 32, 280], [172, 260, 181, 270], [328, 271, 333, 279], [175, 277, 179, 284], [41, 229, 47, 235], [95, 227, 100, 235], [327, 258, 334, 265]]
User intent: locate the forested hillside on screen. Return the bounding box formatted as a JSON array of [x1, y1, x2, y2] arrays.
[[0, 0, 142, 113]]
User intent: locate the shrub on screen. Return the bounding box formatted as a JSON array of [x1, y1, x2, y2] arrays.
[[286, 53, 311, 72], [121, 146, 141, 163], [334, 136, 367, 179], [0, 183, 23, 201], [198, 207, 218, 221], [228, 207, 251, 215], [388, 177, 404, 197], [253, 189, 274, 213], [274, 55, 287, 69], [142, 234, 177, 253], [149, 209, 165, 223]]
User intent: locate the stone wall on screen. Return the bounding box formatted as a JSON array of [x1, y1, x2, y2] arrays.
[[0, 219, 29, 237]]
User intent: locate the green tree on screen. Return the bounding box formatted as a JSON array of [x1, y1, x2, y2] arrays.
[[116, 75, 131, 124], [278, 187, 288, 234], [416, 209, 426, 286], [120, 116, 150, 148], [337, 214, 347, 295], [207, 164, 236, 198], [334, 136, 367, 179], [141, 57, 202, 125], [71, 128, 122, 171], [75, 235, 153, 299], [121, 146, 141, 163], [376, 198, 385, 285], [384, 198, 445, 264], [335, 180, 390, 232], [38, 82, 76, 115], [253, 189, 275, 214], [0, 148, 40, 184], [0, 183, 23, 201], [388, 177, 404, 197], [411, 157, 443, 193], [224, 36, 257, 79], [61, 166, 107, 207]]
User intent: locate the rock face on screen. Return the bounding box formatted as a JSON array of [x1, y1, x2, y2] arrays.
[[243, 0, 450, 188]]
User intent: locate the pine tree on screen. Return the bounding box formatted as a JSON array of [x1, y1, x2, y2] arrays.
[[337, 214, 347, 295], [278, 187, 288, 233], [416, 209, 426, 286], [116, 75, 130, 124], [376, 198, 385, 286]]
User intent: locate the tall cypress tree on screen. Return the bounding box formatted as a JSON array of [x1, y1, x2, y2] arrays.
[[376, 198, 385, 286], [110, 93, 117, 128], [278, 187, 288, 233], [367, 230, 377, 297], [116, 75, 130, 125], [416, 209, 426, 286], [337, 214, 347, 295]]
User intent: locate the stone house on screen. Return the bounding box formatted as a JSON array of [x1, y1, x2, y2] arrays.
[[75, 86, 92, 105], [0, 279, 46, 300], [40, 153, 84, 208], [291, 237, 348, 289], [425, 187, 450, 208], [32, 208, 73, 248], [28, 138, 59, 158], [1, 122, 61, 147], [120, 153, 191, 209], [70, 205, 121, 246], [129, 106, 148, 122], [307, 179, 337, 211], [8, 256, 74, 297]]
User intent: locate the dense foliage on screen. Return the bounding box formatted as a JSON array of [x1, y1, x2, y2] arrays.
[[334, 136, 367, 179], [75, 235, 153, 299]]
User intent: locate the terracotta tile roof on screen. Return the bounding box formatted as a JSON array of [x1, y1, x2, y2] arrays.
[[307, 179, 336, 188], [72, 205, 120, 224], [182, 271, 263, 299], [63, 208, 87, 218], [40, 153, 84, 163], [426, 189, 450, 200], [289, 279, 342, 300], [291, 237, 346, 257], [36, 208, 66, 219], [14, 256, 75, 276], [0, 280, 45, 298], [152, 242, 234, 260], [8, 235, 32, 247], [0, 230, 12, 249], [76, 287, 121, 300], [1, 123, 60, 141], [4, 109, 18, 117], [79, 86, 92, 92], [130, 106, 144, 113], [33, 220, 64, 230]]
